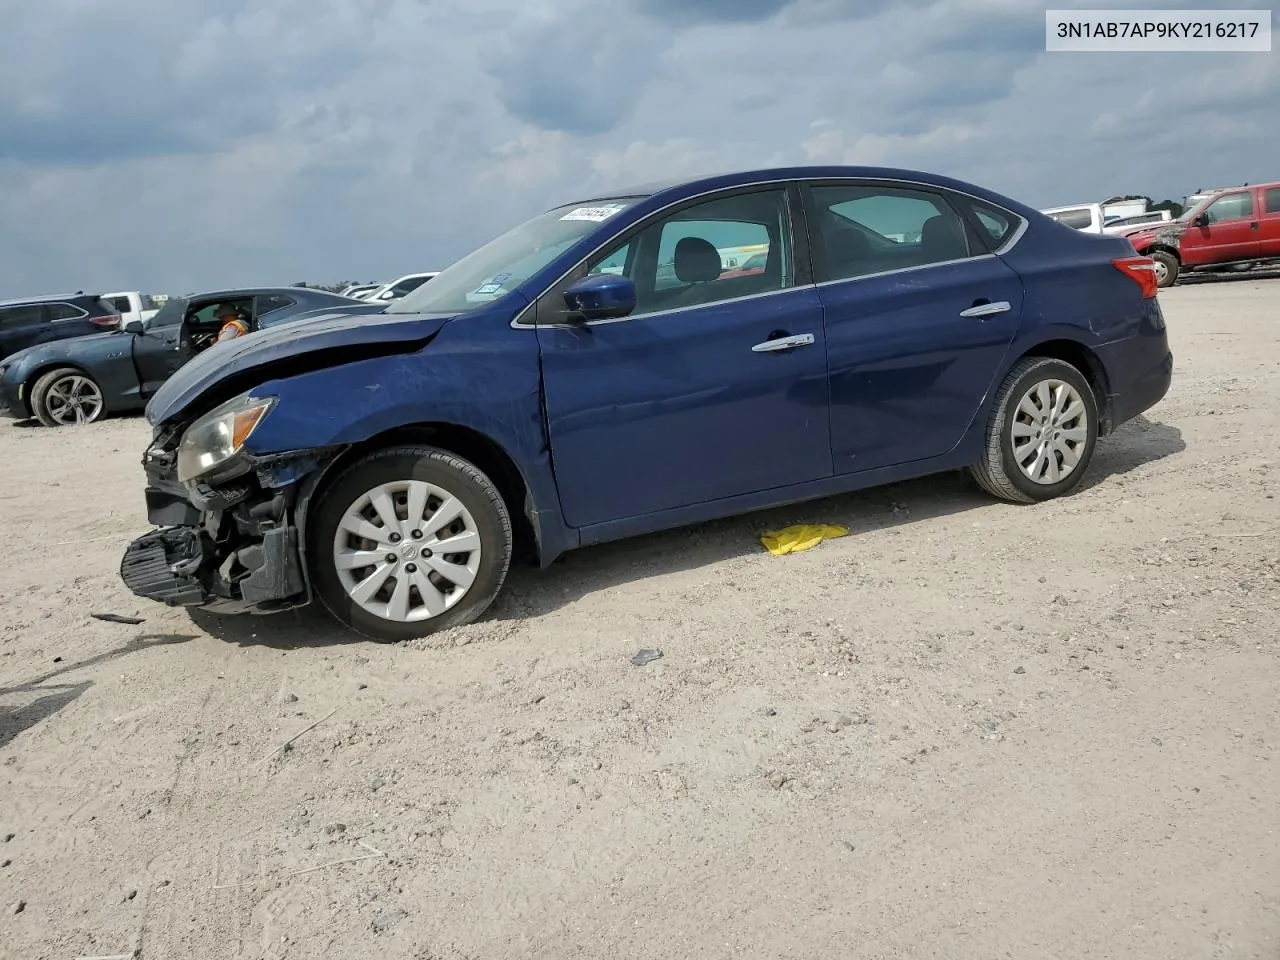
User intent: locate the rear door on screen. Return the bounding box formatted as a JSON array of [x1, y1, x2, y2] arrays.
[[1258, 187, 1280, 258], [1181, 190, 1261, 266], [0, 304, 51, 356], [803, 180, 1023, 475]]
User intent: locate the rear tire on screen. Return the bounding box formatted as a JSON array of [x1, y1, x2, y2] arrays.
[[30, 367, 105, 427], [969, 357, 1099, 504], [307, 446, 512, 642], [1151, 249, 1179, 288]]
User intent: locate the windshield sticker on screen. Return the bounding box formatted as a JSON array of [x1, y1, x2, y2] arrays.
[[560, 203, 628, 223]]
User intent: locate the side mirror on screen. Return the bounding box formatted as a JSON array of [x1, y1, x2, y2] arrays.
[[563, 274, 636, 322], [1193, 213, 1210, 227], [124, 320, 145, 335]]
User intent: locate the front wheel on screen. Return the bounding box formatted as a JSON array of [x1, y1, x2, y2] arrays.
[[30, 367, 105, 427], [307, 446, 512, 641], [969, 357, 1099, 504], [1151, 249, 1179, 288]]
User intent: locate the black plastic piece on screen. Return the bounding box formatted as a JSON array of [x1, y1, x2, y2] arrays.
[[238, 525, 305, 604], [119, 528, 209, 606]]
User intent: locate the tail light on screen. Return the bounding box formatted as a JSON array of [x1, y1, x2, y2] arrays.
[[90, 313, 121, 329], [1112, 256, 1159, 299]]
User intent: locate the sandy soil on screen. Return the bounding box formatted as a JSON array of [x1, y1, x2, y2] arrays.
[[2, 278, 1278, 960]]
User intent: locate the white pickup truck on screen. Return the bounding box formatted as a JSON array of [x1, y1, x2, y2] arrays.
[[103, 291, 165, 328]]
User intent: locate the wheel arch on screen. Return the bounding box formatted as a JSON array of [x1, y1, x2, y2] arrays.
[[1011, 339, 1114, 433], [1138, 242, 1181, 263], [295, 421, 543, 568]]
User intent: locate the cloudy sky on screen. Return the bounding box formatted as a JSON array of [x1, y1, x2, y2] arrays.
[[1, 0, 1275, 297]]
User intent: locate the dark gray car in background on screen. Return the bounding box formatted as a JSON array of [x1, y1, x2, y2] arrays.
[[0, 287, 362, 427]]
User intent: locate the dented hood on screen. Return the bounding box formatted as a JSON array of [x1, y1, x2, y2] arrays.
[[145, 310, 456, 426]]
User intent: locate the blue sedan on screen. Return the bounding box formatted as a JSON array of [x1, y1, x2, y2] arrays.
[[121, 166, 1172, 641]]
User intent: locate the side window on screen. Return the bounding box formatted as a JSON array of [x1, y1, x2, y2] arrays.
[[108, 296, 131, 313], [256, 295, 294, 317], [0, 305, 45, 328], [1205, 192, 1253, 223], [46, 303, 86, 321], [589, 243, 631, 276], [1265, 188, 1280, 215], [585, 189, 793, 318], [189, 299, 253, 328], [809, 184, 971, 282]]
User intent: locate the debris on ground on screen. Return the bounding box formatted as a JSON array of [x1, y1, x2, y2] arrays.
[[760, 524, 850, 557], [90, 613, 146, 625], [630, 649, 663, 666]]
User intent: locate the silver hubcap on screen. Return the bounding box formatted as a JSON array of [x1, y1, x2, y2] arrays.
[[1011, 379, 1089, 485], [45, 375, 102, 425], [1153, 259, 1169, 284], [332, 480, 482, 623]]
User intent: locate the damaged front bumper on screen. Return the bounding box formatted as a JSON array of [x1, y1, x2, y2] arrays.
[[120, 437, 338, 615]]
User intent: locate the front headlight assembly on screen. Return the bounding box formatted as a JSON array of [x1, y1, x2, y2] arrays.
[[176, 394, 276, 483]]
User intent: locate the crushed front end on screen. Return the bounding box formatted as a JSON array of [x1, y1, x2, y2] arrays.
[[120, 395, 339, 615]]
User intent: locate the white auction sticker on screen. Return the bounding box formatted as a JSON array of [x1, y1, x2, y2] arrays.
[[560, 203, 629, 222], [1046, 9, 1272, 51]]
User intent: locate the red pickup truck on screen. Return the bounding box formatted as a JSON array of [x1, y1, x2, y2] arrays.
[[1125, 181, 1280, 287]]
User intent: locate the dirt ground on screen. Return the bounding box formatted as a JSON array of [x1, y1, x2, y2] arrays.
[[1, 277, 1278, 960]]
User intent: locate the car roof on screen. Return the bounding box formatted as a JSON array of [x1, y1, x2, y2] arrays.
[[0, 293, 98, 307], [566, 164, 1036, 214], [179, 286, 350, 301]]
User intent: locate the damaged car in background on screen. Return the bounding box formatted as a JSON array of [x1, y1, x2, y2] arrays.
[[121, 165, 1173, 642]]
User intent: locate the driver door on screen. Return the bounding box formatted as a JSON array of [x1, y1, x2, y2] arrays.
[[132, 305, 190, 398], [1182, 190, 1261, 266], [535, 186, 833, 532]]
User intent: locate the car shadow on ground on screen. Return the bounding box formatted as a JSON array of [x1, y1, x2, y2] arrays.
[[195, 416, 1184, 650], [0, 632, 196, 748]]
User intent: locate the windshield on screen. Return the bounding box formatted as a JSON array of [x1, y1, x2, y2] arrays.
[[387, 199, 639, 315]]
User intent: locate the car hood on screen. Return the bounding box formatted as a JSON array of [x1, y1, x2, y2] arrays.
[[1, 330, 128, 369], [145, 310, 456, 426]]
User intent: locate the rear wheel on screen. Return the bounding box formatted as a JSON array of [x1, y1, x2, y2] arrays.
[[307, 446, 512, 641], [969, 357, 1099, 504], [30, 368, 105, 427], [1151, 249, 1179, 288]]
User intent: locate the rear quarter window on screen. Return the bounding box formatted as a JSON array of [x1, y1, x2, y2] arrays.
[[1266, 188, 1280, 215], [955, 198, 1022, 249], [257, 295, 295, 317]]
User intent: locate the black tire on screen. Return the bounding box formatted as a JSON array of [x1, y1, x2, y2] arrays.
[[30, 367, 105, 428], [1151, 249, 1179, 288], [306, 445, 512, 642], [969, 357, 1099, 504]]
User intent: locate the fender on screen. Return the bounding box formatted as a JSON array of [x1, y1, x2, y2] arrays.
[[241, 316, 575, 567]]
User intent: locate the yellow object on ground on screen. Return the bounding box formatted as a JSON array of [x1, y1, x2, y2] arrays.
[[759, 524, 850, 557]]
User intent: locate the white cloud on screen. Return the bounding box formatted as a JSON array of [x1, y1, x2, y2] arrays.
[[0, 0, 1276, 296]]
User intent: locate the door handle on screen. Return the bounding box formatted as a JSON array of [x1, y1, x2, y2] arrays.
[[751, 333, 815, 353], [960, 300, 1012, 319]]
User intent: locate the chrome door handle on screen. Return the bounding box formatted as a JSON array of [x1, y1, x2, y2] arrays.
[[960, 301, 1012, 319], [751, 333, 815, 353]]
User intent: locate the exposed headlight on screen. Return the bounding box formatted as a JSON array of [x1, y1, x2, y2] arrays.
[[176, 394, 276, 483]]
